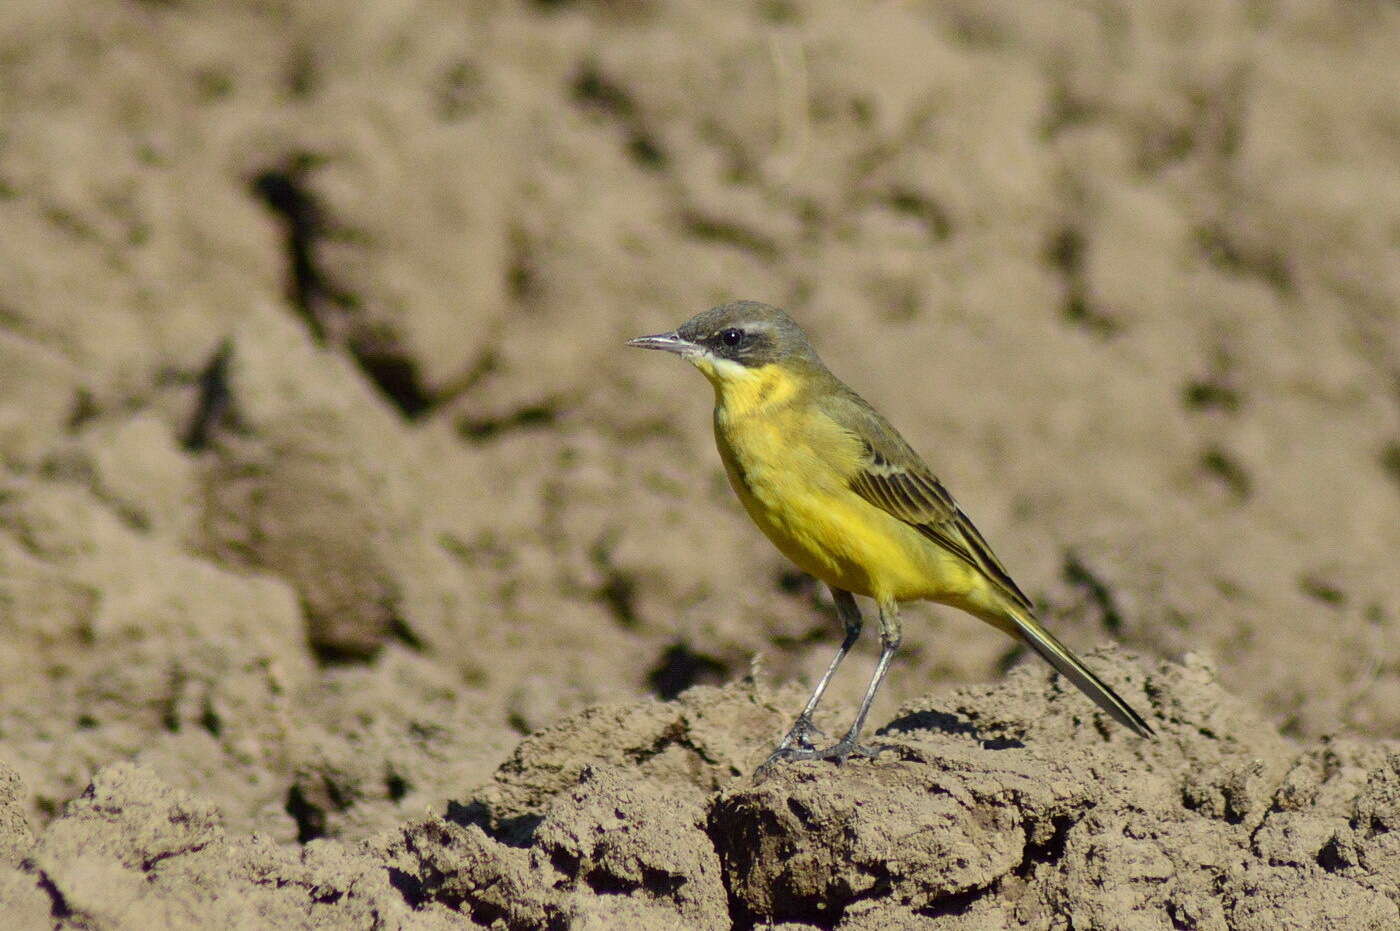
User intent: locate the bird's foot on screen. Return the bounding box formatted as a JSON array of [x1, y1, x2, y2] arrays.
[[756, 733, 893, 777], [771, 713, 825, 754]]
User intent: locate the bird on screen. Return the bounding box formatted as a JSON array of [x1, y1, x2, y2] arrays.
[[628, 300, 1153, 769]]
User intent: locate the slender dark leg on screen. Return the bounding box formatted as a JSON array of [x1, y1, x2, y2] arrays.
[[759, 597, 901, 771], [760, 588, 862, 769], [830, 600, 902, 753]]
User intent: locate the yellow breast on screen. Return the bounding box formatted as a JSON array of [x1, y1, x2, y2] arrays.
[[705, 363, 971, 604]]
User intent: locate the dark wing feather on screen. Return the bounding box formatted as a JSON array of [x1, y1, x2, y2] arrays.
[[825, 388, 1034, 613]]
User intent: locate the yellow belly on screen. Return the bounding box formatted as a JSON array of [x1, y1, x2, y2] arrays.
[[714, 406, 980, 606]]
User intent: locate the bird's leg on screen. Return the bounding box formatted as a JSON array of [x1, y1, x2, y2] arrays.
[[759, 599, 900, 771], [759, 588, 862, 769], [823, 601, 901, 761]]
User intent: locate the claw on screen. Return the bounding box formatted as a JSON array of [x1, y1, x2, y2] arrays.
[[755, 736, 894, 776], [771, 714, 825, 754]]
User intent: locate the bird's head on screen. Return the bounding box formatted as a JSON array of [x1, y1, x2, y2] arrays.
[[627, 301, 821, 386]]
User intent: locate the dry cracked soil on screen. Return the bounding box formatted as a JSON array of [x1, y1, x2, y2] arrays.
[[1, 0, 1398, 928]]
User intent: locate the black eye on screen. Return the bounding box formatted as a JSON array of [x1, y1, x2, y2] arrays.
[[719, 328, 744, 347]]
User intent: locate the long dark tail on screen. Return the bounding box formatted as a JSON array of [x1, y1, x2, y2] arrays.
[[1007, 608, 1154, 738]]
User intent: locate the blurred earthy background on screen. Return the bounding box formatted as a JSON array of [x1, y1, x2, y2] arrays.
[[1, 0, 1398, 927]]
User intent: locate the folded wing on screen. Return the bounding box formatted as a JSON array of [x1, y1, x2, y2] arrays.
[[825, 390, 1035, 615]]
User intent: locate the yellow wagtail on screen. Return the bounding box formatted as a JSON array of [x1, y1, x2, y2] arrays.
[[629, 301, 1153, 768]]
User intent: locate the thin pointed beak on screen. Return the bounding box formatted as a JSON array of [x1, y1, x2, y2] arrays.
[[627, 331, 695, 355]]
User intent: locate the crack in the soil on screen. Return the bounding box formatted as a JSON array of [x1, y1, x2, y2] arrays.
[[251, 158, 434, 419]]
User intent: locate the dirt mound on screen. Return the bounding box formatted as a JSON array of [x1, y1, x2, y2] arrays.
[[6, 659, 1399, 928]]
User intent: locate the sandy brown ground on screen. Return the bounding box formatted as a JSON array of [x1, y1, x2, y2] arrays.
[[1, 0, 1398, 927]]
